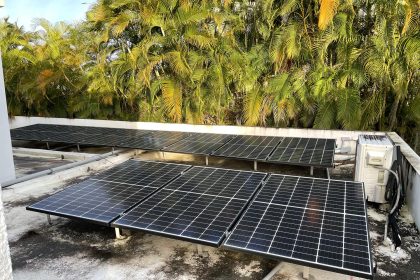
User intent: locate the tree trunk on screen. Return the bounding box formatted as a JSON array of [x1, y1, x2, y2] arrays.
[[388, 95, 401, 131]]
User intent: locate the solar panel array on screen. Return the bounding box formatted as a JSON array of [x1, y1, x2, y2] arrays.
[[113, 167, 267, 246], [27, 160, 191, 225], [11, 124, 336, 168], [224, 174, 372, 278], [26, 158, 371, 278]]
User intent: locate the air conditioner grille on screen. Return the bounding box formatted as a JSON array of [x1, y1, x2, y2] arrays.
[[359, 134, 392, 146]]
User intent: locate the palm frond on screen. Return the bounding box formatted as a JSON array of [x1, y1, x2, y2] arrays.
[[161, 78, 182, 122], [318, 0, 339, 30], [337, 89, 361, 129], [313, 100, 337, 129], [244, 88, 262, 126]]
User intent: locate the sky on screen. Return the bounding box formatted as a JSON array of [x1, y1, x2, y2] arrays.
[[0, 0, 96, 30]]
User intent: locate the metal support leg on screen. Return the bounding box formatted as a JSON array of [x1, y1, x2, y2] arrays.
[[46, 142, 50, 150], [262, 262, 283, 280], [77, 144, 80, 152], [310, 166, 314, 176], [302, 266, 310, 279], [254, 161, 257, 171], [47, 214, 52, 225], [326, 168, 330, 179], [161, 151, 165, 161], [196, 244, 209, 257], [384, 216, 389, 244], [205, 156, 209, 166], [115, 227, 124, 240]]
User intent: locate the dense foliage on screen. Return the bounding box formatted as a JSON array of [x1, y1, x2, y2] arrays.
[[1, 0, 419, 145]]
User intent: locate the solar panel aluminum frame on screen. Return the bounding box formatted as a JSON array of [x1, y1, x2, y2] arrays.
[[112, 214, 241, 247], [26, 160, 193, 227], [223, 175, 373, 279], [112, 167, 269, 247]]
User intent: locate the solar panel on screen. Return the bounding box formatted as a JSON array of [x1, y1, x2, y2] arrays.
[[212, 135, 282, 160], [117, 131, 189, 150], [11, 124, 188, 150], [13, 124, 148, 136], [10, 129, 47, 141], [27, 160, 191, 225], [113, 166, 267, 246], [12, 124, 75, 133], [266, 138, 336, 167], [224, 174, 372, 278], [163, 133, 234, 155], [11, 124, 336, 169]]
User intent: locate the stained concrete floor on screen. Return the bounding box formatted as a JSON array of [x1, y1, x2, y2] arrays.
[[13, 155, 75, 177], [3, 149, 420, 280]]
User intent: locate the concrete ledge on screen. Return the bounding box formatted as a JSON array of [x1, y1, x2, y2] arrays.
[[13, 147, 96, 161]]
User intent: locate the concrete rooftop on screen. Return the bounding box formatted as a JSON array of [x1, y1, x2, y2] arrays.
[[2, 147, 420, 280]]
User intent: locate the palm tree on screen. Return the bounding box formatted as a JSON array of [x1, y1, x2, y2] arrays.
[[1, 0, 419, 146]]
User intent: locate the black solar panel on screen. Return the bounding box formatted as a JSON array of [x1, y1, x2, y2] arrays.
[[12, 124, 336, 169], [117, 131, 188, 150], [212, 135, 282, 160], [11, 124, 189, 150], [10, 129, 47, 141], [224, 174, 372, 278], [27, 160, 191, 225], [113, 167, 267, 246], [163, 133, 233, 155], [266, 138, 336, 167], [13, 124, 150, 137], [12, 124, 77, 133]]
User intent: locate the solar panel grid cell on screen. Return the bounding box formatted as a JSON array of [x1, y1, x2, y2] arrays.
[[224, 174, 372, 278], [117, 131, 189, 150], [267, 138, 336, 167], [27, 160, 191, 225], [113, 167, 267, 246], [10, 129, 46, 141], [212, 135, 282, 160], [163, 133, 233, 155], [92, 160, 190, 188], [27, 179, 155, 225]]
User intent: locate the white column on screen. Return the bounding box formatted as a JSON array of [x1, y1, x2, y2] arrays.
[[0, 51, 16, 184], [0, 189, 13, 279]]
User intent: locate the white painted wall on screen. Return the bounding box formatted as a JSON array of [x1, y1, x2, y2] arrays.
[[0, 189, 13, 280], [387, 132, 420, 229], [0, 52, 16, 184], [0, 51, 15, 280]]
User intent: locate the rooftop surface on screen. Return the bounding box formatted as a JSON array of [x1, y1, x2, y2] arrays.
[[3, 149, 420, 280]]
